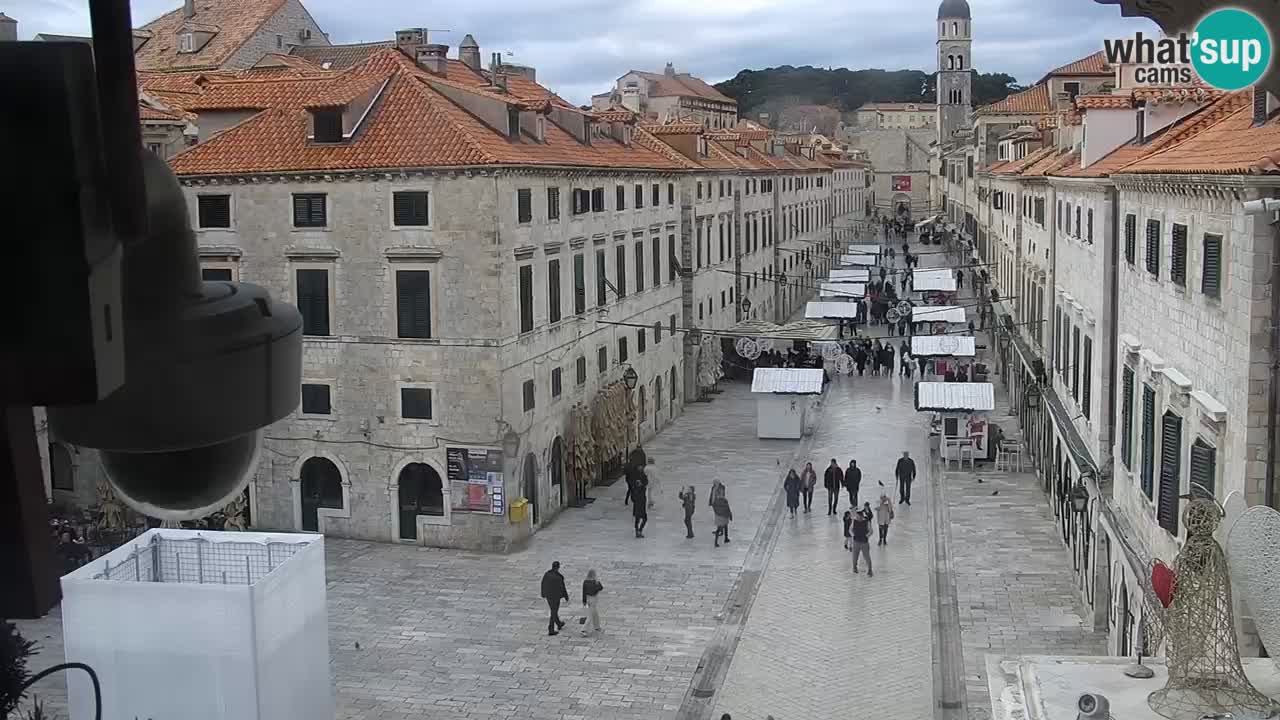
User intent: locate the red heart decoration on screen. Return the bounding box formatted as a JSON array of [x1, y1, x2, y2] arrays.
[[1152, 561, 1177, 608]]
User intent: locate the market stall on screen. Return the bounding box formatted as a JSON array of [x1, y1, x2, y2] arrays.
[[827, 268, 870, 283], [847, 244, 882, 255], [910, 268, 958, 293], [819, 281, 866, 300], [910, 335, 978, 379], [805, 302, 859, 320], [911, 305, 966, 326], [840, 253, 878, 266], [751, 368, 825, 439], [914, 382, 997, 464]]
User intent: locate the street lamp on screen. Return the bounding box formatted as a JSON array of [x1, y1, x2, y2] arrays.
[[1070, 480, 1090, 514], [741, 297, 753, 314], [501, 423, 521, 459], [1025, 382, 1042, 409], [804, 258, 813, 270], [622, 365, 639, 390]]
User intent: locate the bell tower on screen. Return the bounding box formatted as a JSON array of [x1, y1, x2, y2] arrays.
[[936, 0, 973, 144]]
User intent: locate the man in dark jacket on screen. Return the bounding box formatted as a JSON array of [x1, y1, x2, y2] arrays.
[[632, 472, 649, 538], [844, 459, 862, 509], [541, 561, 569, 636], [895, 451, 917, 505], [823, 459, 844, 515]]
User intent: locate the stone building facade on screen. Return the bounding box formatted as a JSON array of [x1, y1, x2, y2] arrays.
[[848, 103, 936, 130], [592, 65, 739, 129]]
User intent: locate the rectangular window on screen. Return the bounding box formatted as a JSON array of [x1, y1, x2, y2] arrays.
[[1202, 233, 1223, 298], [719, 223, 725, 262], [401, 387, 433, 420], [517, 188, 532, 223], [697, 182, 703, 200], [635, 184, 644, 209], [572, 188, 590, 215], [591, 187, 605, 212], [696, 224, 703, 267], [1146, 219, 1161, 277], [1190, 439, 1217, 498], [595, 250, 607, 306], [1121, 366, 1134, 470], [576, 357, 587, 385], [618, 337, 628, 363], [202, 267, 233, 282], [1060, 317, 1070, 381], [547, 187, 560, 220], [1071, 327, 1080, 400], [393, 191, 429, 226], [522, 379, 535, 412], [292, 193, 327, 227], [300, 383, 331, 415], [518, 265, 534, 333], [616, 185, 626, 211], [654, 321, 662, 343], [547, 258, 562, 324], [597, 346, 608, 374], [395, 269, 432, 339], [615, 244, 627, 298], [551, 367, 562, 399], [197, 195, 232, 228], [668, 235, 677, 282], [1171, 223, 1188, 286], [1141, 384, 1156, 499], [1125, 214, 1136, 264], [1158, 412, 1183, 535], [669, 313, 677, 336], [651, 236, 661, 288], [1075, 206, 1081, 237], [634, 242, 645, 292], [637, 328, 646, 354], [573, 254, 586, 315], [296, 268, 330, 336], [652, 183, 660, 207], [1082, 335, 1093, 419], [1086, 208, 1094, 244], [668, 183, 675, 205]]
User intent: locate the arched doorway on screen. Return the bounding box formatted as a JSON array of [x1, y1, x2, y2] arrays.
[[49, 443, 74, 492], [653, 376, 663, 429], [397, 462, 443, 541], [1118, 575, 1132, 656], [299, 457, 343, 532], [549, 437, 564, 507], [523, 453, 539, 526]]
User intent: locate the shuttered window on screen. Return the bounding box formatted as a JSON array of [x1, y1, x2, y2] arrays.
[[597, 346, 608, 374], [618, 337, 628, 363], [1071, 326, 1080, 400], [1121, 366, 1134, 469], [1158, 412, 1183, 535], [637, 328, 646, 354], [197, 195, 232, 228], [573, 254, 585, 315], [1202, 233, 1223, 298], [547, 259, 561, 324], [1171, 223, 1187, 286], [652, 183, 660, 207], [572, 188, 590, 215], [1086, 208, 1094, 244], [576, 357, 587, 385], [1140, 384, 1156, 498], [292, 193, 327, 227], [1190, 438, 1216, 499], [1124, 214, 1136, 265], [634, 243, 645, 292], [518, 265, 534, 333], [395, 270, 432, 339], [296, 268, 330, 336], [668, 183, 675, 205], [551, 368, 562, 399], [635, 184, 645, 209], [517, 189, 532, 223], [1145, 219, 1161, 277], [616, 185, 626, 211], [591, 187, 605, 212], [547, 187, 560, 220], [393, 191, 429, 226], [652, 237, 661, 288], [615, 244, 627, 298], [595, 250, 607, 306], [1075, 206, 1081, 237], [1082, 335, 1093, 419], [522, 380, 535, 412], [668, 235, 677, 281]]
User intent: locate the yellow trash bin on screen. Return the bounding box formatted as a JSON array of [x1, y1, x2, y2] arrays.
[[510, 498, 529, 524]]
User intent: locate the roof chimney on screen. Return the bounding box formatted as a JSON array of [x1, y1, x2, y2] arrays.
[[459, 33, 480, 71], [395, 27, 428, 56], [1253, 85, 1276, 126], [183, 0, 195, 19], [0, 13, 16, 42], [415, 43, 449, 76], [664, 62, 675, 77]]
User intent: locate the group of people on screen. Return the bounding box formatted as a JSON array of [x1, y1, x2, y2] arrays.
[[626, 445, 735, 546], [540, 561, 605, 637]]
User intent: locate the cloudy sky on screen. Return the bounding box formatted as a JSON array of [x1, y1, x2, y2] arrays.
[[8, 0, 1155, 104]]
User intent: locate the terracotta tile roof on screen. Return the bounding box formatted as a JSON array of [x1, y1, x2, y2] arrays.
[[632, 71, 735, 104], [632, 128, 702, 170], [1131, 86, 1223, 105], [854, 102, 937, 111], [641, 123, 704, 136], [169, 48, 690, 176], [991, 144, 1056, 175], [139, 103, 186, 122], [1038, 50, 1110, 82], [1075, 94, 1133, 109], [979, 84, 1051, 115], [1021, 147, 1076, 176], [138, 69, 233, 94], [593, 108, 637, 122], [1114, 91, 1280, 174], [290, 41, 394, 70], [134, 0, 290, 72]]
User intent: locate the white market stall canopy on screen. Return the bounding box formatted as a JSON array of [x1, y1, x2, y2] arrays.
[[806, 302, 859, 319], [726, 318, 838, 340], [912, 268, 958, 292], [915, 382, 995, 412], [819, 282, 865, 299], [828, 268, 870, 282], [840, 254, 878, 266], [846, 244, 881, 255], [912, 305, 967, 324], [911, 335, 977, 357], [914, 214, 940, 229], [751, 368, 825, 395]]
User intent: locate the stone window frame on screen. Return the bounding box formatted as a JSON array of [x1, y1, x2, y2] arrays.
[[389, 455, 452, 536], [200, 259, 240, 282], [291, 260, 337, 337], [396, 380, 440, 427], [299, 377, 337, 421], [290, 451, 352, 533], [195, 192, 235, 231], [388, 185, 435, 231]]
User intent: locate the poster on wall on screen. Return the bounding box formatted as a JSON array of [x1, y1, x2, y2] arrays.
[[892, 175, 912, 192], [446, 446, 505, 515]]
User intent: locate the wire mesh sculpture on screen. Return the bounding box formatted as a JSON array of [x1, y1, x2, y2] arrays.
[[1147, 497, 1280, 720], [734, 336, 761, 360], [833, 353, 854, 375]]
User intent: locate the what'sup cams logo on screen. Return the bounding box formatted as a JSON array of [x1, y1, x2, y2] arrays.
[[1103, 8, 1273, 91]]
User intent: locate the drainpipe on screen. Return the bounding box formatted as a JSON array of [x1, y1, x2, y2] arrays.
[[1105, 184, 1120, 457], [1242, 196, 1280, 509]]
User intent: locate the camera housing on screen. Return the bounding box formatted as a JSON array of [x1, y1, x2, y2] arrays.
[[1076, 692, 1110, 719], [48, 150, 302, 520]]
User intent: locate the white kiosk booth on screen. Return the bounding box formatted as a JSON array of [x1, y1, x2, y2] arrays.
[[911, 305, 967, 326], [910, 335, 977, 378], [914, 382, 996, 467], [840, 253, 878, 266], [828, 268, 870, 283], [910, 268, 958, 296], [751, 368, 825, 439], [819, 281, 866, 300], [805, 301, 859, 320], [847, 244, 881, 255]]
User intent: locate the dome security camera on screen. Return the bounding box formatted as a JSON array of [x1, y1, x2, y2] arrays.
[[1076, 693, 1110, 719], [48, 151, 302, 521]]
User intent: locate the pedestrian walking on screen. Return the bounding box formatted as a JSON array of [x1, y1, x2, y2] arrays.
[[645, 457, 661, 510], [710, 478, 726, 507], [876, 491, 895, 545], [956, 268, 965, 290], [895, 450, 917, 505], [632, 472, 649, 538], [678, 485, 696, 539], [854, 345, 868, 376], [541, 561, 569, 636], [580, 569, 604, 635], [849, 508, 873, 576], [824, 459, 844, 515], [712, 495, 733, 547], [883, 343, 896, 375], [899, 340, 912, 377], [800, 462, 818, 513], [842, 509, 854, 549], [844, 459, 861, 508], [623, 465, 636, 506], [917, 354, 929, 378], [784, 469, 801, 518]]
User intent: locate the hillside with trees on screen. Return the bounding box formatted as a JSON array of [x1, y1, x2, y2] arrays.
[[715, 66, 1023, 126]]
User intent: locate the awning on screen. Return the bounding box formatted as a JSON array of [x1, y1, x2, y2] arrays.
[[819, 282, 865, 299], [840, 254, 878, 266], [911, 268, 957, 292], [912, 305, 967, 324], [725, 319, 838, 341], [911, 335, 976, 357], [751, 368, 824, 395], [806, 302, 859, 319], [1045, 387, 1100, 475], [914, 382, 995, 412], [828, 268, 870, 282], [846, 244, 881, 255], [914, 214, 940, 228]]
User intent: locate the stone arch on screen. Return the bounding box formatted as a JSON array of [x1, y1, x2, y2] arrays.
[[393, 459, 446, 541], [293, 454, 348, 533], [957, 54, 964, 70], [947, 54, 954, 70], [549, 436, 565, 507], [522, 452, 539, 526]]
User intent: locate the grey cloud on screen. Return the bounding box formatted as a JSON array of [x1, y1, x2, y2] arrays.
[[5, 0, 1157, 103]]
